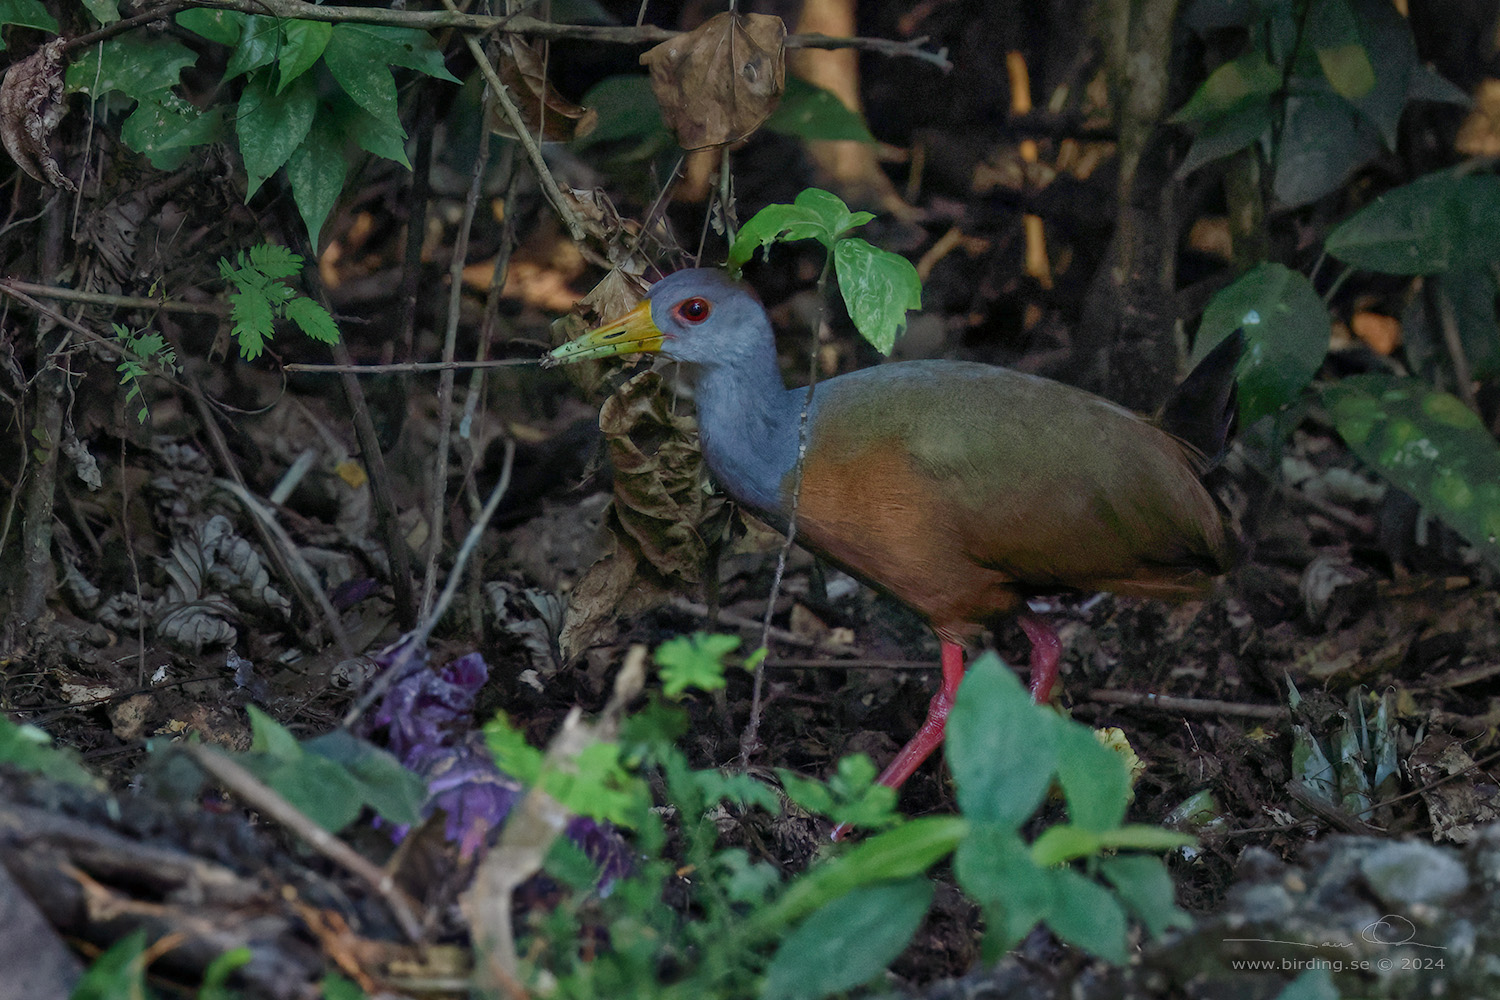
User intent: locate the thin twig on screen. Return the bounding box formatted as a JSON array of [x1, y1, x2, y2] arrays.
[[0, 279, 228, 317], [1086, 688, 1288, 720], [176, 0, 952, 68], [668, 596, 859, 654], [447, 0, 589, 243], [182, 742, 424, 942], [283, 357, 539, 374], [740, 256, 834, 768], [420, 70, 494, 621]]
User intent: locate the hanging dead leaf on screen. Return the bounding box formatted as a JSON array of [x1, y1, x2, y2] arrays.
[[579, 268, 650, 329], [559, 371, 727, 658], [640, 11, 786, 151], [0, 38, 75, 190], [487, 35, 597, 143]]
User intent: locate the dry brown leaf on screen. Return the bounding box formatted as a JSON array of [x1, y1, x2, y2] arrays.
[[559, 371, 726, 658], [0, 38, 74, 190], [487, 35, 597, 143], [640, 11, 786, 151]]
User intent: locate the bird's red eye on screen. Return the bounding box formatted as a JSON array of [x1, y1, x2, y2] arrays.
[[675, 297, 711, 324]]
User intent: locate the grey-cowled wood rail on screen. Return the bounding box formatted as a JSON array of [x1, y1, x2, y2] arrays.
[[546, 268, 1238, 806]]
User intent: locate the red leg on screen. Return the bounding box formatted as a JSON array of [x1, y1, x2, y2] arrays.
[[831, 623, 1061, 840], [831, 640, 966, 841], [1018, 613, 1061, 703]]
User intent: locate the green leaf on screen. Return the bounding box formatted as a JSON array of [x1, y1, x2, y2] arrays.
[[287, 118, 348, 251], [248, 242, 302, 280], [323, 25, 403, 133], [765, 76, 876, 143], [1098, 824, 1198, 852], [748, 815, 967, 939], [579, 74, 669, 146], [727, 188, 873, 274], [247, 704, 302, 761], [778, 754, 900, 830], [1344, 0, 1422, 148], [1099, 854, 1193, 937], [1305, 0, 1374, 100], [1045, 868, 1129, 963], [260, 750, 366, 832], [176, 8, 244, 45], [69, 929, 150, 1000], [0, 714, 95, 786], [200, 947, 252, 1000], [81, 0, 119, 20], [1322, 374, 1500, 569], [1273, 92, 1382, 208], [285, 296, 341, 345], [238, 70, 317, 199], [1177, 97, 1274, 177], [953, 822, 1055, 959], [279, 19, 333, 92], [1053, 721, 1129, 832], [717, 848, 781, 904], [331, 95, 412, 167], [65, 35, 197, 102], [1171, 51, 1281, 124], [229, 287, 275, 360], [1028, 823, 1104, 866], [483, 711, 545, 785], [1325, 171, 1500, 275], [320, 972, 367, 1000], [122, 98, 223, 170], [304, 729, 425, 826], [833, 238, 921, 354], [1193, 262, 1329, 425], [224, 14, 281, 81], [946, 652, 1058, 828], [654, 631, 745, 698], [763, 877, 933, 1000], [0, 0, 58, 34]]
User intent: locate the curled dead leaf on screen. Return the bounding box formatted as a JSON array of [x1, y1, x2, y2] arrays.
[[559, 371, 727, 658], [487, 35, 598, 143], [0, 38, 75, 190], [640, 11, 786, 151]]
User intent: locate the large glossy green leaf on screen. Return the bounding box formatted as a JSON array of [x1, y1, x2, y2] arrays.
[[224, 14, 281, 81], [1273, 91, 1382, 208], [834, 237, 921, 354], [278, 19, 333, 93], [1172, 51, 1281, 124], [238, 70, 317, 198], [122, 98, 223, 170], [0, 0, 58, 39], [765, 76, 875, 143], [1326, 171, 1500, 275], [1322, 374, 1500, 569], [1343, 0, 1419, 147], [1194, 262, 1329, 425], [287, 116, 348, 250], [1304, 0, 1374, 101], [947, 653, 1059, 827], [578, 74, 667, 145], [65, 35, 197, 101], [176, 7, 243, 45], [762, 877, 933, 1000], [1177, 97, 1273, 177]]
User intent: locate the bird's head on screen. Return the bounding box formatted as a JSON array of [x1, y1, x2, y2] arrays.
[[544, 268, 768, 370]]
